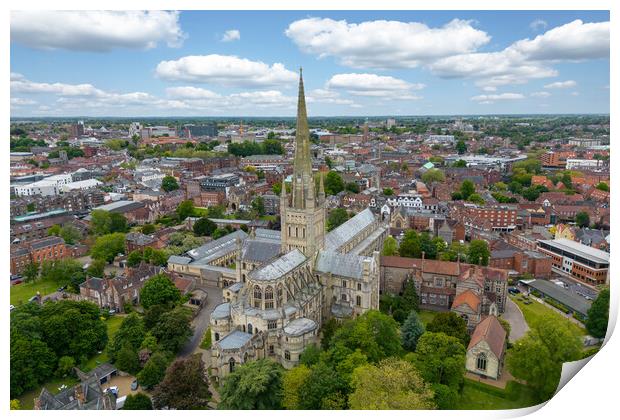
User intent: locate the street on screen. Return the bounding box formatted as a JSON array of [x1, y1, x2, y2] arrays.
[[502, 297, 529, 342], [178, 285, 223, 358]]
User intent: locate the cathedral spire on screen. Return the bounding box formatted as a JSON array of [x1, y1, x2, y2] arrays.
[[293, 68, 312, 179]]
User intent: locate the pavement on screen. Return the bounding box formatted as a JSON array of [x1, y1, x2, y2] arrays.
[[502, 296, 529, 342], [178, 285, 224, 358]]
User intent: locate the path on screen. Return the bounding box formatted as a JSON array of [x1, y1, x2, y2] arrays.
[[178, 285, 223, 358], [502, 297, 529, 342]]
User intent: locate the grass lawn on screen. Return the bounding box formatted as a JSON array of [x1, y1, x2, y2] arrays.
[[456, 379, 540, 410], [10, 278, 59, 306], [418, 309, 437, 326], [81, 315, 125, 372], [511, 295, 586, 336]]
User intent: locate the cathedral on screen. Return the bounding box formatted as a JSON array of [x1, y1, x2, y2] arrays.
[[206, 70, 388, 379]]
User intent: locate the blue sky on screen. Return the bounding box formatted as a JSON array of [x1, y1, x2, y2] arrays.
[[10, 10, 610, 117]]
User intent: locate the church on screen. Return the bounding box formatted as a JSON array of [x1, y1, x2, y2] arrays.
[[206, 70, 388, 380]]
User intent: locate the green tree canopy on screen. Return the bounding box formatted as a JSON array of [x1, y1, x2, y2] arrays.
[[140, 274, 181, 309], [468, 239, 490, 266], [219, 359, 284, 409], [90, 232, 126, 263], [426, 312, 470, 347], [586, 288, 609, 338], [150, 307, 193, 353], [137, 351, 172, 390], [402, 311, 425, 352], [411, 332, 466, 390], [381, 235, 399, 256], [161, 175, 179, 192], [193, 217, 217, 237], [327, 208, 350, 231], [324, 171, 345, 195], [575, 211, 590, 228], [507, 314, 582, 401], [123, 393, 153, 410], [349, 358, 435, 409], [176, 200, 196, 221]]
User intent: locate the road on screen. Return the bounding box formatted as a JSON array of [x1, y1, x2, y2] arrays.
[[502, 297, 529, 342], [178, 285, 223, 358]]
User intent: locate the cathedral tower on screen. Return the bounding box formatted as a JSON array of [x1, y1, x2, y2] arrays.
[[281, 69, 326, 257]]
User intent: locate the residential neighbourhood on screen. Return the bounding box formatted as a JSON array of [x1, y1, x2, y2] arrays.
[[8, 8, 611, 413]]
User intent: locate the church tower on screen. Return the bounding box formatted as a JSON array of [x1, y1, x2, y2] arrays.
[[281, 69, 326, 257]]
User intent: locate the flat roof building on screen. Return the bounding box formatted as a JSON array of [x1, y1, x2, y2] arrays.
[[537, 238, 609, 287]]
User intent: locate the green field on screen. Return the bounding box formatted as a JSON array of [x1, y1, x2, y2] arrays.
[[10, 278, 59, 306], [457, 379, 541, 410], [81, 315, 125, 371], [511, 295, 585, 336], [418, 309, 437, 326]]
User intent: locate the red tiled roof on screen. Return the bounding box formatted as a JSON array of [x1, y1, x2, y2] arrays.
[[468, 315, 506, 359], [452, 289, 481, 312]]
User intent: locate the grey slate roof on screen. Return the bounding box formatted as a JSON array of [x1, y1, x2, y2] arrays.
[[324, 208, 376, 251], [316, 251, 369, 280], [241, 239, 282, 263], [187, 230, 247, 264], [254, 228, 281, 241], [520, 279, 592, 316], [226, 282, 243, 292], [218, 330, 253, 350], [283, 317, 317, 337], [249, 249, 307, 281], [168, 255, 192, 265], [212, 302, 231, 320]]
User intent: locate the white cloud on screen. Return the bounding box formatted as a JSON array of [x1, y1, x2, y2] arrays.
[[306, 89, 357, 106], [165, 86, 296, 110], [531, 91, 551, 98], [155, 54, 297, 87], [530, 19, 548, 31], [570, 91, 580, 96], [221, 29, 240, 42], [10, 97, 37, 106], [325, 73, 423, 100], [471, 93, 525, 103], [11, 11, 185, 52], [430, 19, 608, 90], [544, 80, 577, 89], [285, 18, 490, 68], [165, 86, 222, 100]]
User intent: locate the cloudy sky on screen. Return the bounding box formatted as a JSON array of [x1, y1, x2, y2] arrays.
[[10, 10, 610, 117]]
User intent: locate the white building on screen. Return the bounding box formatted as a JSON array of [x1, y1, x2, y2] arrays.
[[566, 159, 603, 170], [12, 173, 73, 197]]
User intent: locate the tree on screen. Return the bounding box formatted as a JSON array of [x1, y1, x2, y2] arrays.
[[10, 335, 56, 398], [282, 364, 312, 409], [402, 311, 425, 352], [219, 359, 284, 409], [48, 224, 61, 236], [109, 213, 128, 233], [123, 393, 153, 410], [107, 313, 146, 362], [575, 211, 590, 228], [460, 180, 475, 200], [349, 358, 435, 409], [90, 209, 112, 235], [126, 250, 143, 268], [296, 361, 350, 409], [586, 288, 609, 338], [426, 312, 470, 347], [22, 262, 39, 283], [140, 274, 181, 309], [324, 171, 345, 195], [468, 239, 490, 266], [399, 230, 421, 258], [456, 139, 467, 155], [383, 187, 394, 196], [176, 200, 195, 221], [453, 159, 467, 168], [161, 175, 179, 192], [402, 280, 419, 314], [327, 208, 350, 231], [422, 169, 445, 184], [86, 259, 106, 277], [137, 351, 171, 390], [507, 315, 582, 401], [329, 310, 402, 363], [299, 343, 321, 366], [141, 223, 156, 235], [381, 236, 399, 256], [193, 217, 217, 237], [345, 181, 360, 193], [412, 332, 466, 390], [596, 182, 609, 191], [251, 196, 266, 216], [151, 307, 193, 353], [56, 355, 76, 377], [115, 341, 140, 374], [39, 258, 85, 292], [10, 399, 21, 410], [90, 233, 126, 263], [152, 355, 211, 410], [467, 193, 485, 205]]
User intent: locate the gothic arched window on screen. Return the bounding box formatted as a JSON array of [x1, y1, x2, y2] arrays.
[[248, 323, 253, 334], [264, 286, 274, 309], [476, 353, 487, 371], [229, 358, 236, 373]]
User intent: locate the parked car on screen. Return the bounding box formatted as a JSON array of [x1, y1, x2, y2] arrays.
[[508, 287, 520, 295], [10, 304, 15, 311], [131, 380, 138, 391], [104, 386, 119, 396]]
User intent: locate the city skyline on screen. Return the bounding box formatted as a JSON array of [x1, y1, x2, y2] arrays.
[[10, 10, 610, 117]]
